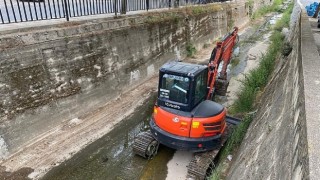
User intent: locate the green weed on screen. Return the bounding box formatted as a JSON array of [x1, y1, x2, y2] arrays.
[[186, 43, 197, 57], [192, 6, 206, 15], [145, 12, 181, 25], [273, 3, 293, 31]]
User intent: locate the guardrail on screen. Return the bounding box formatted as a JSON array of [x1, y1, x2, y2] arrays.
[[0, 0, 226, 24]]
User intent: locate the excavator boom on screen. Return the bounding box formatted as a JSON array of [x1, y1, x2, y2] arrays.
[[207, 27, 239, 99]]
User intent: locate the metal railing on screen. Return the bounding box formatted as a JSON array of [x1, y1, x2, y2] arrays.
[[0, 0, 225, 24]]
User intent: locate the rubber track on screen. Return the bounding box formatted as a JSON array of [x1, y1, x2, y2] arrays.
[[187, 150, 219, 180], [132, 130, 156, 159], [186, 123, 236, 180]]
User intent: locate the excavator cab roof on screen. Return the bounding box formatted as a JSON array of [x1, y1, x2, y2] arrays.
[[159, 61, 207, 78]]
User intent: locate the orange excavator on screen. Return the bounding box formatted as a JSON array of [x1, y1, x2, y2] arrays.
[[133, 27, 240, 179]]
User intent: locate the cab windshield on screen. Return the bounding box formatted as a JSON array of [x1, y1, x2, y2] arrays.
[[159, 74, 190, 104]]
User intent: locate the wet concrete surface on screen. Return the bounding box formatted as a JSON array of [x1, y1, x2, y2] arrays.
[[42, 93, 175, 180]]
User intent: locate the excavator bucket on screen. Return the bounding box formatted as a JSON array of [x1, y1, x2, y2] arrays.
[[214, 79, 229, 96]]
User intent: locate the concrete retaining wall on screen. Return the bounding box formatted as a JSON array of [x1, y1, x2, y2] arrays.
[[227, 2, 320, 180], [0, 2, 250, 157]]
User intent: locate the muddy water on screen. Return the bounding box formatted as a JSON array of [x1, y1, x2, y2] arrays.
[[42, 94, 175, 180]]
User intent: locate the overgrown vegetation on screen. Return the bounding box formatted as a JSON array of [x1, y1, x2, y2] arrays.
[[144, 4, 223, 25], [185, 4, 223, 16], [251, 0, 284, 19], [231, 32, 284, 113], [144, 12, 181, 25], [186, 43, 197, 57], [246, 0, 254, 8], [231, 2, 293, 114], [274, 2, 293, 31], [210, 1, 293, 179]]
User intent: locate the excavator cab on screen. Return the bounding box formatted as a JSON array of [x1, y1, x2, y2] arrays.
[[157, 61, 208, 112], [149, 61, 226, 152]]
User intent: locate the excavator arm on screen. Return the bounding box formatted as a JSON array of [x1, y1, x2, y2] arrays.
[[207, 27, 239, 99]]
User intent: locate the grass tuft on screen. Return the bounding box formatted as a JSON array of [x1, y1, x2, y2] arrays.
[[145, 12, 181, 25], [273, 2, 293, 31]]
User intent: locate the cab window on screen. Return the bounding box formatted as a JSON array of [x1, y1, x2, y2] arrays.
[[160, 74, 190, 104], [194, 71, 207, 105]]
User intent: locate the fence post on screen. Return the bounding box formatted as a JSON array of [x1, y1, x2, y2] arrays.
[[114, 0, 118, 16], [63, 0, 69, 21], [174, 0, 179, 8], [121, 0, 127, 14], [146, 0, 149, 11]]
